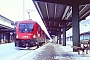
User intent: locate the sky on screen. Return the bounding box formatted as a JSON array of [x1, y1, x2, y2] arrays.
[[0, 0, 51, 39], [0, 0, 37, 21]]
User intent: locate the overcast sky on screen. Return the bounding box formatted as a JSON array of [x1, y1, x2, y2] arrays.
[[0, 0, 51, 39], [0, 0, 45, 28], [0, 0, 38, 21]]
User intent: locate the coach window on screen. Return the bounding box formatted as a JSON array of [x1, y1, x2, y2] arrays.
[[38, 26, 40, 31]]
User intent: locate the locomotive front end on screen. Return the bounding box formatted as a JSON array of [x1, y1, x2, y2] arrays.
[[15, 21, 39, 48]]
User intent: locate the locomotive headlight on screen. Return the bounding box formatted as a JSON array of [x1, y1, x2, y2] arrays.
[[16, 35, 18, 38], [33, 34, 36, 38]]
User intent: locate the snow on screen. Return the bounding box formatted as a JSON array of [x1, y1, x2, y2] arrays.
[[0, 43, 34, 60], [16, 43, 51, 60], [19, 41, 90, 60], [54, 41, 90, 60], [0, 41, 90, 60]]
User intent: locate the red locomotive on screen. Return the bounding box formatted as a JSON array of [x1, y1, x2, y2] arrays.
[[15, 19, 46, 48]]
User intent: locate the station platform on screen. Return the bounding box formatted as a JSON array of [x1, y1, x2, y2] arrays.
[[19, 41, 90, 60]]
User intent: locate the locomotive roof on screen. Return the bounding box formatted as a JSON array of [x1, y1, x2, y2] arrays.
[[17, 19, 43, 29], [18, 19, 37, 24]]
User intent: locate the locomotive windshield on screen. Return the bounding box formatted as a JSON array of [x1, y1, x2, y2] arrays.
[[19, 23, 34, 32]]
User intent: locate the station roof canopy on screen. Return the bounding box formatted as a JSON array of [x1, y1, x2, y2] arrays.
[[0, 15, 14, 33], [33, 0, 90, 35]]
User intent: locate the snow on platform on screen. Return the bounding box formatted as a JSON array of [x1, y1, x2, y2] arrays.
[[0, 41, 90, 60], [17, 41, 90, 60]]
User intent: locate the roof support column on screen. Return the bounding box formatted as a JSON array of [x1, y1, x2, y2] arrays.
[[58, 28, 61, 44], [1, 34, 4, 43], [72, 4, 80, 52], [7, 33, 10, 43], [63, 23, 66, 46], [0, 34, 1, 43]]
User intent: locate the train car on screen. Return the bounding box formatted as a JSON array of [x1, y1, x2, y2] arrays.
[[39, 29, 46, 46], [14, 19, 46, 48]]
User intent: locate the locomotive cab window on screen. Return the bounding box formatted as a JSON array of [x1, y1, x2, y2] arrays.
[[19, 23, 34, 32]]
